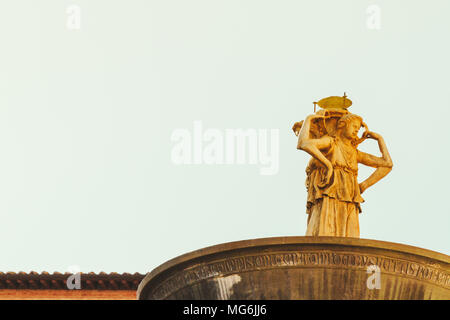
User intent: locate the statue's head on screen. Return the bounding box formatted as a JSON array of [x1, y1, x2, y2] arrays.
[[337, 113, 363, 142]]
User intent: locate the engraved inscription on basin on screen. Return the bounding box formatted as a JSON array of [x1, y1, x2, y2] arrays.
[[137, 237, 450, 300]]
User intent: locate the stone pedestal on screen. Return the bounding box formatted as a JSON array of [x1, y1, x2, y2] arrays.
[[137, 237, 450, 300]]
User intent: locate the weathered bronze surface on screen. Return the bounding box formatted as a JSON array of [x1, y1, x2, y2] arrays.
[[293, 94, 393, 237], [137, 237, 450, 300]]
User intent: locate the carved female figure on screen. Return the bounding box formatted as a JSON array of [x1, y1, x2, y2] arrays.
[[296, 112, 393, 237]]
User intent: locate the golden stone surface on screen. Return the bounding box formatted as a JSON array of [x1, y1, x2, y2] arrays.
[[316, 94, 352, 109]]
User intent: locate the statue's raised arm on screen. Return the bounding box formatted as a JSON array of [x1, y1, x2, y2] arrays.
[[297, 114, 334, 187], [357, 131, 393, 193]]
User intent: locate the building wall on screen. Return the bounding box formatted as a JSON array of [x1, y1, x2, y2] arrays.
[[0, 289, 137, 300]]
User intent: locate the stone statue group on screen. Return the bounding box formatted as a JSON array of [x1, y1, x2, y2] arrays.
[[293, 95, 393, 238]]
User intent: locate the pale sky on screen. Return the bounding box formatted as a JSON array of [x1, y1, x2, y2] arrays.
[[0, 0, 448, 274]]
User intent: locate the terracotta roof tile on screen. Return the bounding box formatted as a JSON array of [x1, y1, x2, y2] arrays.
[[0, 271, 145, 290]]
